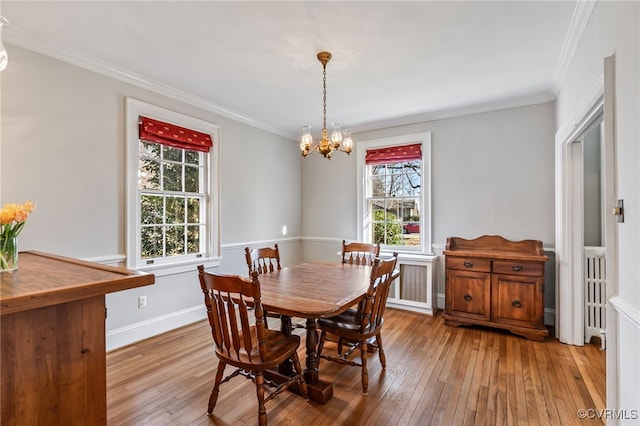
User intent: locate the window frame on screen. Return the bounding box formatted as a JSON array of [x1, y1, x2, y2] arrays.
[[126, 98, 221, 275], [356, 132, 432, 255]]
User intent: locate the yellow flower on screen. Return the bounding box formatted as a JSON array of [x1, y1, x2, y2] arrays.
[[1, 201, 36, 239], [14, 209, 27, 223], [0, 208, 13, 225], [24, 201, 35, 213]]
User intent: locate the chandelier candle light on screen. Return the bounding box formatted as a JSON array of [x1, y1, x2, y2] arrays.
[[300, 51, 353, 159]]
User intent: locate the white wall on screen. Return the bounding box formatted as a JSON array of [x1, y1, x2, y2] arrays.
[[0, 46, 303, 349], [554, 1, 639, 420], [301, 103, 556, 250], [301, 102, 557, 316]]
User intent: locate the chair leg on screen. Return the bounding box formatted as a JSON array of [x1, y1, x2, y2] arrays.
[[291, 351, 309, 401], [255, 371, 267, 426], [360, 340, 369, 396], [317, 330, 327, 356], [376, 333, 386, 368], [208, 361, 226, 415]]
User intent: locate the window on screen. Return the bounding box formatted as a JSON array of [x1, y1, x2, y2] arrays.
[[357, 133, 431, 254], [126, 99, 220, 275]]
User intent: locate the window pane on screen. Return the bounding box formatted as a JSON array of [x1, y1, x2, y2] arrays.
[[187, 225, 200, 254], [140, 141, 160, 159], [139, 158, 160, 190], [163, 146, 182, 162], [141, 195, 163, 224], [386, 199, 401, 221], [403, 174, 420, 196], [371, 175, 386, 197], [187, 197, 200, 223], [185, 165, 200, 192], [185, 150, 200, 165], [387, 173, 403, 197], [165, 226, 185, 256], [166, 196, 185, 224], [163, 163, 182, 191], [141, 226, 163, 259]]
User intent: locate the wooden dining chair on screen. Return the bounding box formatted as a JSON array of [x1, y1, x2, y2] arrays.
[[245, 244, 304, 330], [317, 253, 399, 395], [341, 240, 380, 266], [245, 244, 281, 275], [197, 266, 308, 425]]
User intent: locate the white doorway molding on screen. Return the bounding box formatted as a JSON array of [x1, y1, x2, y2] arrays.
[[555, 54, 618, 414]]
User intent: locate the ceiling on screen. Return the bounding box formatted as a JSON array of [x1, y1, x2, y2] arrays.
[[2, 1, 579, 140]]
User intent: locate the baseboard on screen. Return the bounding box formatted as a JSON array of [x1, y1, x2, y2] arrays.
[[437, 293, 445, 310], [106, 305, 206, 352], [544, 308, 556, 326]]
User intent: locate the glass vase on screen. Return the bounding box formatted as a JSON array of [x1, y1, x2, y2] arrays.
[[0, 237, 18, 272]]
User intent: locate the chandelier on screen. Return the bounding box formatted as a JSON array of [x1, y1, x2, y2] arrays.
[[300, 51, 353, 159]]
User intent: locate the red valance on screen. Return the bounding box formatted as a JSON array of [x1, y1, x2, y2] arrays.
[[365, 143, 422, 165], [139, 116, 213, 153]]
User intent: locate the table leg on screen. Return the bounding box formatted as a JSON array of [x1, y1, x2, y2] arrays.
[[265, 316, 333, 404], [303, 318, 319, 384], [301, 318, 333, 403], [278, 316, 293, 375]]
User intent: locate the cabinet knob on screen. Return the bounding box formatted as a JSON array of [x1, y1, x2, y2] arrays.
[[463, 294, 472, 302], [512, 265, 524, 271], [463, 262, 474, 268], [512, 299, 522, 308]]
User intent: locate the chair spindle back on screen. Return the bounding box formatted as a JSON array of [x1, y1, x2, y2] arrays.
[[198, 266, 267, 363], [342, 240, 380, 266], [361, 254, 398, 333], [245, 244, 281, 275]]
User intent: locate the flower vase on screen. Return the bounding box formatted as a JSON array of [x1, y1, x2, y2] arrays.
[[1, 237, 18, 272]]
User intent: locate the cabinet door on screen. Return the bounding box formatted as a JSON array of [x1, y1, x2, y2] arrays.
[[492, 274, 543, 327], [446, 269, 490, 320]]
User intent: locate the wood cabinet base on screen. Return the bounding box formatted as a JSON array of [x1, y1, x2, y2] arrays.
[[1, 296, 107, 425], [443, 314, 548, 341]]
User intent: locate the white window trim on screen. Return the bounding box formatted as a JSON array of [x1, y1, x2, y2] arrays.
[[356, 132, 432, 255], [125, 98, 221, 276]]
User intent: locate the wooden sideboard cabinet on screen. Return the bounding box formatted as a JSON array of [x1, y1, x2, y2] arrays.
[[1, 251, 155, 426], [443, 235, 549, 341]]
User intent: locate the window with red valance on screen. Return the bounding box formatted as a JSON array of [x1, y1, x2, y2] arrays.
[[127, 98, 220, 274], [357, 133, 431, 253], [139, 116, 213, 153]]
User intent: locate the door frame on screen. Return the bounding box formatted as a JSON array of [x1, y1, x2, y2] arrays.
[[554, 54, 618, 411]]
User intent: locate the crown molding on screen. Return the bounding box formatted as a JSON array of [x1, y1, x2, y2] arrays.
[[550, 0, 598, 95], [350, 92, 555, 134], [5, 28, 291, 139]]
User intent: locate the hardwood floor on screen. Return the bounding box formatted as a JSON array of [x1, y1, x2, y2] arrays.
[[107, 310, 605, 425]]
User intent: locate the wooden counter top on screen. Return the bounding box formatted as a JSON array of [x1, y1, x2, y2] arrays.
[[1, 251, 155, 315]]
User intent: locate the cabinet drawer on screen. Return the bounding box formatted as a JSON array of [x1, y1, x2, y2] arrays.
[[493, 261, 543, 277], [446, 257, 491, 273]]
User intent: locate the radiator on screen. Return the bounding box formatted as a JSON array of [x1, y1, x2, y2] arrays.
[[398, 263, 427, 303], [584, 246, 606, 348]]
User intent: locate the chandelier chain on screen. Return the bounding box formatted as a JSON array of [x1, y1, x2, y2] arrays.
[[322, 65, 327, 130]]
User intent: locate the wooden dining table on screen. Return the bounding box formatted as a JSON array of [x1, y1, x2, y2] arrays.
[[255, 262, 373, 404]]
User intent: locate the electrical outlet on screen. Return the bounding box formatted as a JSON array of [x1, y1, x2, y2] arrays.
[[138, 295, 147, 309]]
